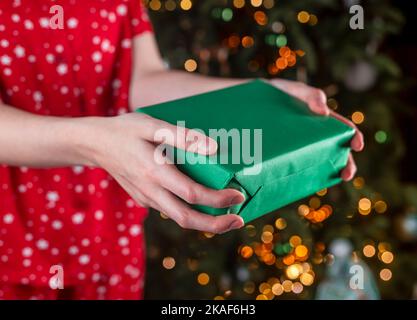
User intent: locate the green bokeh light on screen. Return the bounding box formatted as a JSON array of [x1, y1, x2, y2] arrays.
[[375, 130, 388, 143], [222, 8, 233, 21], [276, 34, 288, 47]]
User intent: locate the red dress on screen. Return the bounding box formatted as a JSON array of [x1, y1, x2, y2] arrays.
[[0, 0, 152, 299]]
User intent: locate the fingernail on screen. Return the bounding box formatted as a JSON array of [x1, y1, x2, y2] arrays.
[[198, 138, 217, 154], [230, 194, 245, 206], [228, 218, 244, 231]]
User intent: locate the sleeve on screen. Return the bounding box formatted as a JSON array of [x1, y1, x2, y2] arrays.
[[128, 0, 154, 37]]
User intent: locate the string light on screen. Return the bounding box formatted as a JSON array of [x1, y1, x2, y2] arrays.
[[380, 268, 392, 281], [316, 188, 328, 196], [250, 0, 263, 8], [300, 272, 314, 286], [271, 283, 283, 295], [375, 130, 388, 143], [162, 256, 176, 269], [233, 0, 245, 9], [363, 244, 376, 257], [289, 235, 302, 247], [352, 111, 365, 124], [222, 8, 234, 21], [297, 11, 310, 24], [165, 0, 176, 11], [197, 273, 210, 285], [243, 281, 255, 294], [180, 0, 192, 11], [241, 246, 254, 258], [254, 11, 268, 25], [184, 59, 197, 72], [381, 251, 394, 264], [353, 176, 365, 189], [375, 200, 387, 213], [358, 198, 372, 215], [263, 0, 274, 9], [242, 36, 254, 48], [292, 282, 303, 294], [275, 218, 287, 230], [149, 0, 161, 11]]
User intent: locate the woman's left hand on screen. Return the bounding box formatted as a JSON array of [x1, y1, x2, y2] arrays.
[[269, 79, 365, 181]]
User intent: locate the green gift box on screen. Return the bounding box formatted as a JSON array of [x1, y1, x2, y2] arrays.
[[136, 80, 354, 222]]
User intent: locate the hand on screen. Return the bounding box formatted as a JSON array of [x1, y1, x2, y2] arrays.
[[85, 113, 245, 234], [269, 79, 364, 181]]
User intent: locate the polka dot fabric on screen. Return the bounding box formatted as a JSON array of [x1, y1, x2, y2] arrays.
[[0, 0, 152, 299]]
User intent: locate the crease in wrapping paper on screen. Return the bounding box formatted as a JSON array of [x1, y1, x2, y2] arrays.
[[136, 79, 355, 222]]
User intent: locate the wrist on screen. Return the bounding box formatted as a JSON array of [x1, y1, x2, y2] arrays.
[[63, 116, 109, 167]]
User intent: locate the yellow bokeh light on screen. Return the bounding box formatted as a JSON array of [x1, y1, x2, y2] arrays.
[[233, 0, 245, 9], [275, 218, 287, 230], [375, 200, 387, 214], [292, 282, 303, 294], [165, 0, 176, 11], [261, 231, 274, 244], [184, 59, 197, 72], [300, 273, 314, 286], [381, 251, 394, 264], [263, 0, 274, 9], [309, 196, 321, 209], [297, 11, 310, 23], [295, 245, 309, 258], [380, 268, 392, 281], [250, 0, 263, 8], [352, 111, 365, 125], [213, 295, 224, 300], [243, 281, 255, 294], [160, 212, 169, 219], [162, 256, 176, 269], [149, 0, 162, 11], [358, 198, 372, 215], [256, 294, 268, 300], [286, 264, 302, 280], [271, 283, 283, 295], [353, 177, 365, 189], [283, 254, 295, 266], [259, 282, 271, 294], [263, 224, 274, 233], [282, 280, 293, 292], [316, 188, 327, 196], [180, 0, 192, 11], [197, 273, 210, 285], [298, 204, 310, 216], [363, 244, 376, 258], [308, 14, 318, 26], [289, 235, 302, 247], [241, 245, 254, 259], [245, 224, 257, 237]]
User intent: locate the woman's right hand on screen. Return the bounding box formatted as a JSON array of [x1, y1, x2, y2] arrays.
[[83, 112, 245, 234]]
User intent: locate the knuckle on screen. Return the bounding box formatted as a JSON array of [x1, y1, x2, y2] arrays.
[[315, 88, 326, 98], [183, 187, 198, 205], [211, 219, 226, 234], [176, 213, 190, 229]]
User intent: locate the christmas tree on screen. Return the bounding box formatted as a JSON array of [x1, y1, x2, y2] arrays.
[[143, 0, 417, 299]]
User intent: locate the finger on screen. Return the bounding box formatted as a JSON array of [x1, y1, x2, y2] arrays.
[[145, 184, 245, 233], [138, 114, 218, 155], [330, 110, 364, 152], [306, 88, 330, 116], [154, 164, 245, 208], [341, 153, 357, 181]]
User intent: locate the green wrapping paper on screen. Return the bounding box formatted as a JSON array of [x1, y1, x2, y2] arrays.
[[136, 80, 355, 222]]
